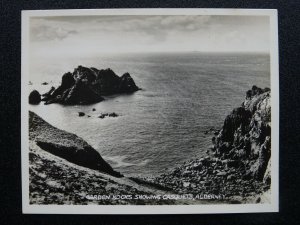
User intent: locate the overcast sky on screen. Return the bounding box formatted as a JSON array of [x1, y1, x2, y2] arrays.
[[29, 15, 270, 58]]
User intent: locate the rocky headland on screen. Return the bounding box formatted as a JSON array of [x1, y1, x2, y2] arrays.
[[145, 86, 272, 203], [34, 66, 140, 105]]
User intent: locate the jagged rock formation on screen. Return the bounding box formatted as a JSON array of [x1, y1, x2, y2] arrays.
[[213, 85, 271, 182], [41, 66, 140, 105], [29, 111, 122, 177], [214, 85, 270, 189], [41, 86, 55, 100], [149, 86, 271, 203], [98, 112, 119, 119]]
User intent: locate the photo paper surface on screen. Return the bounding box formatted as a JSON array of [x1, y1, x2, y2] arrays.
[[22, 8, 279, 214]]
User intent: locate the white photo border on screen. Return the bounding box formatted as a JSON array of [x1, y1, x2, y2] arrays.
[[21, 8, 279, 214]]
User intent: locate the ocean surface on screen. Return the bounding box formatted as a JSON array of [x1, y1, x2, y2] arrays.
[[29, 52, 270, 177]]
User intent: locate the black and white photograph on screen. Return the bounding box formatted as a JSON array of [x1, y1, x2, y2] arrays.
[[21, 9, 279, 214]]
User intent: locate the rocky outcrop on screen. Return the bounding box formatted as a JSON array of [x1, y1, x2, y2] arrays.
[[148, 86, 271, 203], [78, 112, 85, 117], [41, 86, 55, 101], [42, 66, 140, 105], [29, 111, 122, 177], [214, 85, 271, 181], [98, 112, 119, 119], [29, 90, 41, 105]]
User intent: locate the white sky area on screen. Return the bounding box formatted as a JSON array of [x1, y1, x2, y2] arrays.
[[29, 15, 270, 58]]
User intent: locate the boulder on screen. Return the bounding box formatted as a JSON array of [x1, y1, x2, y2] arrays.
[[78, 112, 85, 117], [29, 90, 41, 105]]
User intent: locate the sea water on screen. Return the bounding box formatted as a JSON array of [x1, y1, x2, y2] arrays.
[[29, 52, 270, 176]]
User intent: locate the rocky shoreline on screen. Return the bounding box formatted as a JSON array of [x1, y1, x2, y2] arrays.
[[29, 85, 272, 205], [144, 86, 272, 203]]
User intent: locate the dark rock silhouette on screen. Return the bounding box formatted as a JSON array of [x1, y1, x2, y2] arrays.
[[98, 112, 119, 119], [42, 66, 140, 105], [29, 111, 122, 177], [78, 112, 85, 117], [109, 112, 118, 117], [41, 82, 48, 85], [29, 90, 41, 105], [41, 86, 55, 101], [220, 107, 252, 143]]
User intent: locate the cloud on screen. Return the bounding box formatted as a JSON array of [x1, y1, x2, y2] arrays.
[[108, 16, 211, 41], [29, 15, 270, 55], [30, 19, 78, 41], [30, 16, 211, 43]]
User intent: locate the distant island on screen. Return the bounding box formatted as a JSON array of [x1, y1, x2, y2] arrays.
[[29, 66, 140, 105]]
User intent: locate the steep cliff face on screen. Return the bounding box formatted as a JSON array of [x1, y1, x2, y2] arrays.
[[150, 86, 272, 203], [214, 85, 271, 182], [41, 66, 140, 105]]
